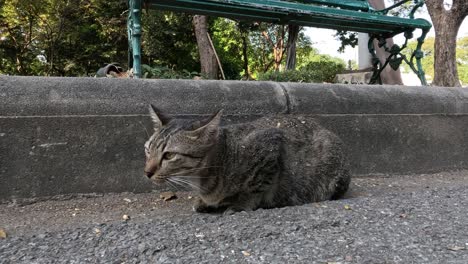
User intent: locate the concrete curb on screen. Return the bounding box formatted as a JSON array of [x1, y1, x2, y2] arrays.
[[1, 76, 468, 201]]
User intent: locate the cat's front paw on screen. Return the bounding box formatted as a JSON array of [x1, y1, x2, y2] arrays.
[[193, 198, 216, 213], [222, 206, 247, 216]]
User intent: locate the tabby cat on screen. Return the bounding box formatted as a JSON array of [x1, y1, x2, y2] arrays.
[[144, 105, 350, 214]]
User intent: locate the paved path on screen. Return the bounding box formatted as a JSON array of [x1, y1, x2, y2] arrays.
[[1, 171, 468, 263]]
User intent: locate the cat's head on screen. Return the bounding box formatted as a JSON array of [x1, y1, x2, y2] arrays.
[[144, 104, 222, 188]]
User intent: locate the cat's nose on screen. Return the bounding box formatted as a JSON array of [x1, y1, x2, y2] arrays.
[[145, 170, 155, 178]]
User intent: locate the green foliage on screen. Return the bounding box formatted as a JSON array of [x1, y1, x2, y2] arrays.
[[0, 3, 347, 83], [300, 52, 346, 82], [259, 53, 346, 83], [142, 64, 199, 79], [335, 31, 358, 53], [457, 37, 468, 85], [0, 0, 129, 76], [258, 70, 321, 83], [211, 18, 243, 80], [142, 10, 199, 72]]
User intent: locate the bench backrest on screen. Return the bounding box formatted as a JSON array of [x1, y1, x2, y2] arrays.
[[295, 0, 370, 11]]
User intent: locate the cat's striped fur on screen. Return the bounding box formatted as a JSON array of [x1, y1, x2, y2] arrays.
[[144, 105, 350, 214]]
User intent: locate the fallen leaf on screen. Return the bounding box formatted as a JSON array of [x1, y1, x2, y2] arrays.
[[448, 246, 466, 251], [0, 229, 7, 239], [160, 191, 177, 201], [241, 250, 251, 256]]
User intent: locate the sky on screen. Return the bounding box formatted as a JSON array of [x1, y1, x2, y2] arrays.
[[306, 5, 468, 63]]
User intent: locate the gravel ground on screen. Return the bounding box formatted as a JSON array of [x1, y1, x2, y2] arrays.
[[1, 171, 468, 263]]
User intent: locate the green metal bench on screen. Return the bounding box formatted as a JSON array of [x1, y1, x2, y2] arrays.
[[128, 0, 432, 84]]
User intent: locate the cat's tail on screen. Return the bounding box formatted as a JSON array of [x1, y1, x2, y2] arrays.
[[331, 169, 351, 200]]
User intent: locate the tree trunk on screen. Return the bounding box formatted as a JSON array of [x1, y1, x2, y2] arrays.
[[274, 26, 285, 71], [426, 0, 467, 87], [262, 26, 286, 72], [192, 15, 218, 79], [286, 25, 300, 70], [368, 0, 403, 85]]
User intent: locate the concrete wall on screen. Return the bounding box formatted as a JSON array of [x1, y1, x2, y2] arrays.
[[1, 76, 468, 202]]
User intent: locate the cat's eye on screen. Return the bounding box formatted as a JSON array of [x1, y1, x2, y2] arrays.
[[163, 152, 177, 160]]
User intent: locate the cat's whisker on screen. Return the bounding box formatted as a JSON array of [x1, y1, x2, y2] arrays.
[[168, 175, 211, 179], [168, 166, 224, 176], [170, 177, 196, 190], [167, 178, 189, 191], [171, 177, 208, 193], [165, 179, 181, 192], [138, 121, 151, 138]]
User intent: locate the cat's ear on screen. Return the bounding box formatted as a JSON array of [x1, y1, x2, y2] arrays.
[[187, 109, 223, 140], [148, 104, 171, 130]]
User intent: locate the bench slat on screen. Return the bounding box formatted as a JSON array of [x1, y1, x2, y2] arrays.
[[295, 0, 370, 11]]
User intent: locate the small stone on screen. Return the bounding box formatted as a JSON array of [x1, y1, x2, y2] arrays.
[[187, 196, 193, 200], [0, 229, 7, 239], [447, 246, 465, 251], [122, 214, 130, 221], [241, 250, 251, 257], [344, 205, 351, 210], [94, 228, 101, 234], [160, 191, 177, 201], [123, 198, 132, 203]]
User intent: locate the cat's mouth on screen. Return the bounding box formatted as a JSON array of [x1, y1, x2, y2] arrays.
[[152, 176, 166, 184]]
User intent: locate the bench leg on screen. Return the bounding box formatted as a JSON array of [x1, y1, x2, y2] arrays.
[[412, 29, 429, 85], [128, 0, 142, 78], [368, 35, 383, 85], [368, 29, 429, 86], [398, 29, 429, 86]]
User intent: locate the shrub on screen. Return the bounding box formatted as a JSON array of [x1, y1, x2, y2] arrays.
[[258, 54, 346, 83], [301, 57, 346, 83], [142, 64, 199, 79], [258, 70, 321, 83]]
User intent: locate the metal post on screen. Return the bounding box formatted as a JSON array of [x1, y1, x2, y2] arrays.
[[358, 33, 372, 70], [129, 0, 142, 78]]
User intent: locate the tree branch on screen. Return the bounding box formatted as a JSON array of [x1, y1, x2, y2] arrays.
[[452, 0, 468, 14], [261, 30, 275, 47], [425, 0, 445, 13]]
